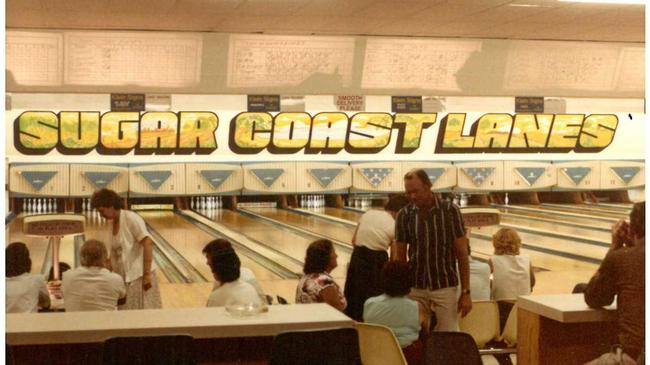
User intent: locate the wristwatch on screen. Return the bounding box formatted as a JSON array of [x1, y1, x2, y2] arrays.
[[461, 289, 471, 295]]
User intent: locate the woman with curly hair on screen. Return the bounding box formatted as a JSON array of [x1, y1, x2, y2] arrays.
[[91, 188, 161, 310], [295, 239, 346, 311], [489, 227, 535, 329]]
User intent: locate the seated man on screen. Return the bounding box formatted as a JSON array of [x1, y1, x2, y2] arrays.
[[204, 239, 262, 307], [584, 201, 644, 364], [62, 240, 126, 311]]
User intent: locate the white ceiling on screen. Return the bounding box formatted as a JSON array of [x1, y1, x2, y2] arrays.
[[6, 0, 645, 42]]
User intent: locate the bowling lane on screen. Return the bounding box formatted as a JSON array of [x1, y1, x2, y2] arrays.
[[500, 215, 611, 242], [244, 207, 356, 245], [498, 205, 618, 224], [320, 205, 611, 242], [467, 235, 598, 272], [212, 209, 352, 279], [320, 207, 364, 222], [536, 204, 628, 219], [137, 211, 281, 282], [319, 207, 603, 269], [471, 224, 608, 262], [584, 202, 632, 213], [500, 211, 610, 233]]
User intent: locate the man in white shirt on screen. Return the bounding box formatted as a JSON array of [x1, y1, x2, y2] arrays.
[[62, 240, 126, 312]]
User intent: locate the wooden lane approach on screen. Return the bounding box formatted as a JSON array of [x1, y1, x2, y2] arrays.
[[7, 303, 354, 364]]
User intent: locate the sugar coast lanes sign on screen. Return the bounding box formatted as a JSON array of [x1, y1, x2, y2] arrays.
[[14, 111, 618, 155]]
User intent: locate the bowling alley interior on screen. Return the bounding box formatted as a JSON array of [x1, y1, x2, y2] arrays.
[[4, 0, 646, 364]]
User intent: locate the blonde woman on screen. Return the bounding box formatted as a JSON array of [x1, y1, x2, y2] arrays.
[[489, 227, 535, 329]]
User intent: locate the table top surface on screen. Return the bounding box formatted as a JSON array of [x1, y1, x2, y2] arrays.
[[518, 293, 617, 323], [7, 303, 354, 345]]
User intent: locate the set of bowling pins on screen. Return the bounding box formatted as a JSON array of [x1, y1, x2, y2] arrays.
[[452, 193, 469, 207], [299, 195, 325, 208], [348, 196, 372, 208], [80, 198, 105, 222], [22, 198, 57, 213], [191, 196, 223, 210]]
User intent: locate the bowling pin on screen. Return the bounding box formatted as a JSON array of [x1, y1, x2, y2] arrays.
[[505, 192, 509, 205], [53, 199, 57, 212], [460, 194, 468, 207], [22, 199, 27, 213]]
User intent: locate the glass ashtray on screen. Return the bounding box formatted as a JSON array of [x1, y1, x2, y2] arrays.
[[225, 302, 269, 317]]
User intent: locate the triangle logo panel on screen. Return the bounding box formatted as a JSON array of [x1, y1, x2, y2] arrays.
[[200, 170, 233, 189], [308, 168, 343, 188], [515, 167, 546, 187], [359, 167, 393, 188], [137, 170, 172, 190], [83, 171, 120, 189], [562, 167, 591, 186], [21, 171, 58, 191], [610, 167, 640, 185], [422, 168, 446, 185], [462, 167, 495, 187], [251, 168, 284, 188]]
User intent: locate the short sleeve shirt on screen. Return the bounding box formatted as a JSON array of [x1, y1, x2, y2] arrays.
[[295, 272, 347, 309], [110, 209, 157, 283], [207, 279, 262, 307], [6, 273, 50, 313], [355, 210, 396, 251], [395, 199, 465, 290], [62, 266, 126, 312]]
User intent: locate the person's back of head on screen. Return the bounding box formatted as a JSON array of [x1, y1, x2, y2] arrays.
[[91, 188, 124, 209], [630, 201, 645, 243], [303, 239, 333, 274], [205, 239, 241, 283], [48, 262, 72, 281], [6, 242, 31, 277], [381, 261, 412, 297], [492, 227, 522, 255], [80, 240, 108, 268], [384, 194, 410, 213], [203, 238, 233, 258]]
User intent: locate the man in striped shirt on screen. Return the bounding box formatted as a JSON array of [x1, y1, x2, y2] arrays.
[[393, 169, 472, 332]]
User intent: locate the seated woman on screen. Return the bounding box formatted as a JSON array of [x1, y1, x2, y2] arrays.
[[489, 227, 535, 330], [6, 242, 50, 313], [295, 239, 346, 311], [204, 239, 262, 307], [202, 239, 265, 298], [364, 261, 424, 365]]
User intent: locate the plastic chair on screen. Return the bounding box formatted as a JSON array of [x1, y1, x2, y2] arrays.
[[102, 334, 195, 365], [425, 331, 482, 365], [459, 300, 501, 348], [269, 327, 361, 365], [355, 322, 407, 365]]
